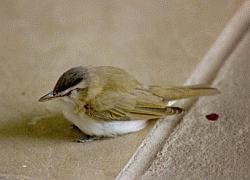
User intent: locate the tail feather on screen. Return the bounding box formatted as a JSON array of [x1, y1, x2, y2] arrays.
[[149, 84, 220, 101]]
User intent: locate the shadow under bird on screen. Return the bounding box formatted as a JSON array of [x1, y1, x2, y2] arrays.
[[39, 66, 219, 142]]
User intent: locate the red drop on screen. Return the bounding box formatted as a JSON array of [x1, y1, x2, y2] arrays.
[[206, 113, 219, 121]]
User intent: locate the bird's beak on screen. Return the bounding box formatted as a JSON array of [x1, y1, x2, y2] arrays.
[[39, 91, 58, 102]]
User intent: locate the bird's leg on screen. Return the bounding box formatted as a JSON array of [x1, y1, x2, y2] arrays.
[[71, 125, 111, 142], [76, 135, 107, 143]]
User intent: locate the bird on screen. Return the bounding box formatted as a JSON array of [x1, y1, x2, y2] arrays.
[[39, 66, 219, 142]]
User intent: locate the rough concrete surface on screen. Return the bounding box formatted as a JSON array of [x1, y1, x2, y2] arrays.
[[118, 1, 250, 179], [0, 0, 244, 179], [144, 26, 250, 180]]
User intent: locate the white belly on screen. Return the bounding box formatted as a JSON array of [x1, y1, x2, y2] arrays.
[[60, 98, 147, 137], [63, 110, 147, 137]]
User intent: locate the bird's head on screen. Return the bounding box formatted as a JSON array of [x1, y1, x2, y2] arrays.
[[39, 66, 89, 102]]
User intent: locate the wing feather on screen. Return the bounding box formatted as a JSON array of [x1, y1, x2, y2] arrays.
[[85, 89, 177, 121], [149, 84, 220, 101]]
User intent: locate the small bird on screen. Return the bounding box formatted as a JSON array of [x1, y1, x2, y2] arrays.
[[39, 66, 219, 142]]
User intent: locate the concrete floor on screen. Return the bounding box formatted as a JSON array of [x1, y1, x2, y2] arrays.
[[119, 2, 250, 178], [144, 25, 250, 180], [0, 0, 244, 179]]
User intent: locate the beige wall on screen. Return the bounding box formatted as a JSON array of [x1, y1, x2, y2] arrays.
[[0, 0, 243, 120]]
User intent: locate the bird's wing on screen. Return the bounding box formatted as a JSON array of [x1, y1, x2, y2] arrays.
[[148, 84, 220, 101], [85, 89, 183, 121]]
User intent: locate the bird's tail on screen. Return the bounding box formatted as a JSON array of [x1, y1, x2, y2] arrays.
[[148, 84, 220, 101]]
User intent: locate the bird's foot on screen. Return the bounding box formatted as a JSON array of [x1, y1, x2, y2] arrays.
[[76, 135, 106, 143]]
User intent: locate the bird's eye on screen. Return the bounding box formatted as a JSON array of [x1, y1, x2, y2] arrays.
[[67, 88, 80, 96], [66, 90, 73, 95]]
